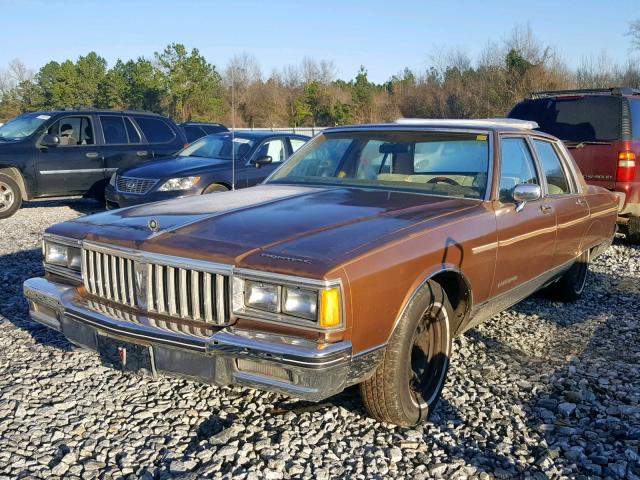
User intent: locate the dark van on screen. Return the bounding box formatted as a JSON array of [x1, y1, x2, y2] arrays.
[[509, 88, 640, 242], [0, 109, 186, 219]]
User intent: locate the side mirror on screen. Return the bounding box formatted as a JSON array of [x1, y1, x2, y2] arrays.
[[512, 184, 542, 212], [252, 155, 272, 169], [41, 134, 60, 147]]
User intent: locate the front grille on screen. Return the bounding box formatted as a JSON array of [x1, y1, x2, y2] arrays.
[[116, 176, 157, 194], [81, 246, 231, 326]]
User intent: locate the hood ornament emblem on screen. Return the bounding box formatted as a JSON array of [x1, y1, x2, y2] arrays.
[[148, 218, 160, 232]]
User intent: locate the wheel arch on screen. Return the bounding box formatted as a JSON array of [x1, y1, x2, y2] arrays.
[[387, 266, 473, 344], [0, 166, 28, 200], [203, 181, 231, 192]]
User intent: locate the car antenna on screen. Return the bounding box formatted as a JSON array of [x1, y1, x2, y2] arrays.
[[231, 66, 236, 191]]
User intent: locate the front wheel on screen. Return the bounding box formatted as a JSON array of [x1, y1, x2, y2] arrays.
[[359, 280, 452, 426], [0, 173, 22, 219], [202, 183, 229, 194]]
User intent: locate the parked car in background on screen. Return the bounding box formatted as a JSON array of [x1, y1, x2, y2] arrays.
[[105, 131, 309, 209], [509, 87, 640, 242], [179, 122, 228, 143], [0, 109, 187, 219], [24, 118, 617, 426]]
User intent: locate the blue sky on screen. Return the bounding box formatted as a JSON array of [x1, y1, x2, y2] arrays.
[[0, 0, 637, 83]]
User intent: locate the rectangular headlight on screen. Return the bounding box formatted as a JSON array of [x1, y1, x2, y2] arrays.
[[44, 243, 68, 266], [244, 281, 280, 313], [44, 242, 82, 272], [282, 287, 318, 320]]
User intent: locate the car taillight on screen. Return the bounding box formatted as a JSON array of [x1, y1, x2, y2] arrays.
[[617, 151, 637, 182]]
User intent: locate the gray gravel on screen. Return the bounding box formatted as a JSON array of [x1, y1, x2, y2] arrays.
[[0, 200, 639, 479]]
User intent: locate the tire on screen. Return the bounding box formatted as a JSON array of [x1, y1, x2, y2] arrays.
[[359, 280, 452, 426], [0, 173, 22, 219], [628, 216, 640, 244], [552, 250, 589, 302], [202, 183, 229, 194]]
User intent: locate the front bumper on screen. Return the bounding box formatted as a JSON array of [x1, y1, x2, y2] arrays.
[[23, 277, 371, 401], [104, 185, 200, 209]]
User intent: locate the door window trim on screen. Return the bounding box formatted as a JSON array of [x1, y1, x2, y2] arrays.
[[39, 115, 96, 148], [497, 134, 544, 204], [529, 136, 577, 197]]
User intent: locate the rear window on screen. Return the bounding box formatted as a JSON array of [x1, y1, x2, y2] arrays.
[[631, 99, 640, 139], [201, 125, 227, 134], [509, 96, 622, 142], [134, 117, 175, 143], [183, 125, 205, 143]]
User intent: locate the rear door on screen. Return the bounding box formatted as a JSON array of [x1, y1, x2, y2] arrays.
[[99, 115, 151, 178], [532, 138, 590, 266], [243, 137, 288, 187], [35, 115, 104, 196]]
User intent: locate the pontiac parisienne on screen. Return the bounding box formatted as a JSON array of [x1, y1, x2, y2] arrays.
[[24, 119, 618, 426]]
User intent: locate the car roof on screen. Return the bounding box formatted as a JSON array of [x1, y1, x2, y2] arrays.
[[226, 130, 309, 139], [25, 109, 170, 118], [324, 118, 557, 136], [180, 122, 226, 126]]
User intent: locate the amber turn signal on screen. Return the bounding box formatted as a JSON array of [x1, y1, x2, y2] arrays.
[[319, 288, 341, 328]]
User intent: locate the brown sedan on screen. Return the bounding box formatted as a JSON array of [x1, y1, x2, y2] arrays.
[[24, 119, 618, 426]]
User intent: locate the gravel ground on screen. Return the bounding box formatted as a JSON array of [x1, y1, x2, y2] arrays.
[[0, 200, 639, 480]]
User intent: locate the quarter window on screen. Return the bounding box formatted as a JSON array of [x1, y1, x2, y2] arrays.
[[533, 139, 571, 195], [100, 116, 128, 144], [47, 116, 94, 146], [499, 138, 539, 202], [134, 117, 175, 143], [290, 138, 307, 152]]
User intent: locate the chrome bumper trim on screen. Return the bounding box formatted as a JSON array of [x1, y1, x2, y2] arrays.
[[23, 277, 371, 401]]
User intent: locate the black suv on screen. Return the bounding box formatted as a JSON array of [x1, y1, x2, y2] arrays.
[[179, 122, 228, 143], [0, 109, 187, 218]]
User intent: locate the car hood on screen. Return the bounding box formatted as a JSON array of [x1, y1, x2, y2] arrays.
[[120, 156, 233, 179], [49, 184, 479, 277]]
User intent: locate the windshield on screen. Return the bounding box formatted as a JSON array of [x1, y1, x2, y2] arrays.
[[509, 96, 622, 142], [179, 134, 255, 160], [0, 113, 50, 140], [268, 131, 489, 199]]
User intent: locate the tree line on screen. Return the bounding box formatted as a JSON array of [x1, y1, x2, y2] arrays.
[[1, 25, 640, 126]]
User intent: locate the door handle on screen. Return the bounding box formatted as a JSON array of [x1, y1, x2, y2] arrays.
[[136, 151, 148, 157], [576, 198, 587, 205], [86, 152, 99, 158], [540, 205, 553, 214]]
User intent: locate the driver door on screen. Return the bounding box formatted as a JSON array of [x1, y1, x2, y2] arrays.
[[35, 115, 104, 196], [492, 136, 557, 297], [243, 138, 288, 187]]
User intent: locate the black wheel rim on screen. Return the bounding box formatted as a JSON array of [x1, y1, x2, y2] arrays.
[[408, 303, 449, 408]]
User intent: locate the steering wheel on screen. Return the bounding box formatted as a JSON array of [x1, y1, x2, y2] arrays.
[[427, 176, 460, 186]]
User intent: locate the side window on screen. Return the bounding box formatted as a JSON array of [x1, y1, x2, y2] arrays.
[[356, 140, 386, 179], [500, 138, 539, 202], [47, 116, 94, 146], [100, 116, 128, 144], [184, 126, 204, 143], [134, 117, 175, 143], [124, 117, 141, 143], [256, 139, 286, 163], [290, 138, 307, 153], [533, 139, 571, 195]]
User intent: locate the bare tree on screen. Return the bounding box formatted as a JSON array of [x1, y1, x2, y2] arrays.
[[629, 19, 640, 50]]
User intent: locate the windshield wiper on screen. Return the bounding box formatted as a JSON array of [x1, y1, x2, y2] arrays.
[[565, 140, 612, 148]]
